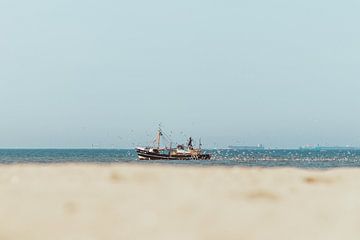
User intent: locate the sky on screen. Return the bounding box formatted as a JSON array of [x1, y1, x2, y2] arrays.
[[1, 0, 360, 148]]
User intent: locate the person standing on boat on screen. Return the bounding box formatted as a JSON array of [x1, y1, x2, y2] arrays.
[[188, 137, 193, 149]]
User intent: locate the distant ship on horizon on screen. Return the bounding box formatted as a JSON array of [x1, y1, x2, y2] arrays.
[[228, 144, 265, 150], [299, 145, 360, 150]]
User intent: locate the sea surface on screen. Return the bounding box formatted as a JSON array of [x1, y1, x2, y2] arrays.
[[1, 149, 360, 168]]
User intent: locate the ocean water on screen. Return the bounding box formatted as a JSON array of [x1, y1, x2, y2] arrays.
[[1, 149, 360, 168]]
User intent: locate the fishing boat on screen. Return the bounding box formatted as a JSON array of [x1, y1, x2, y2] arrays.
[[136, 128, 211, 160]]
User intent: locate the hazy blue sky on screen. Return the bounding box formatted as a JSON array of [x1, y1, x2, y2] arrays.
[[1, 0, 360, 148]]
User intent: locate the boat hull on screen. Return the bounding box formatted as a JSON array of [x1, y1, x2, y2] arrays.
[[136, 149, 211, 160]]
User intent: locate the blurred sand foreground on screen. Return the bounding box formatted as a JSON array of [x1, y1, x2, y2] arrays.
[[0, 164, 360, 240]]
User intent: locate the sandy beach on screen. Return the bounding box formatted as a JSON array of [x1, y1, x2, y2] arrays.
[[0, 164, 360, 240]]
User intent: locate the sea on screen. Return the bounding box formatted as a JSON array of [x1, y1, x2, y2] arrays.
[[1, 149, 360, 168]]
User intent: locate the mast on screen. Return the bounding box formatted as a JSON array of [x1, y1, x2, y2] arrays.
[[156, 127, 162, 149]]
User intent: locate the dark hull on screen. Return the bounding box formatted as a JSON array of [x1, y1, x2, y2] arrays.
[[136, 149, 211, 160]]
